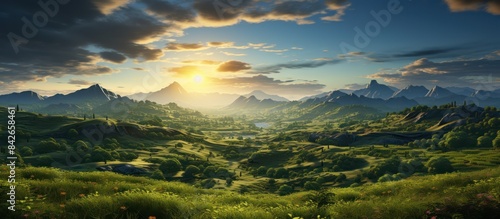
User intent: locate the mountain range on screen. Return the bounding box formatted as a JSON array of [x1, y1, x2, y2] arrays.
[[1, 80, 500, 114]]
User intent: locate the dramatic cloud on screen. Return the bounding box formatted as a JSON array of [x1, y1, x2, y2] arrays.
[[165, 43, 207, 51], [368, 58, 500, 89], [250, 59, 342, 74], [211, 74, 325, 95], [68, 79, 94, 85], [0, 3, 168, 86], [208, 41, 235, 47], [100, 51, 127, 63], [444, 0, 500, 15], [217, 60, 252, 72], [393, 47, 462, 58], [92, 0, 130, 15], [141, 0, 195, 22], [0, 0, 351, 88], [360, 45, 485, 62]]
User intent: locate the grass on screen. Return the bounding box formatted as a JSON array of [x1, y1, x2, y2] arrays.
[[1, 166, 499, 218]]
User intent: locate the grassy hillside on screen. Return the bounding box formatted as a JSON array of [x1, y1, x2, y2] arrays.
[[1, 166, 499, 218]]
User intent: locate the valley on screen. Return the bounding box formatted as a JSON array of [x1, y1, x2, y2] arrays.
[[0, 81, 499, 218]]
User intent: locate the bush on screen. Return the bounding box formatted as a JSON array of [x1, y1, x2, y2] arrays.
[[73, 140, 90, 153], [426, 157, 454, 174], [278, 185, 293, 196], [304, 181, 321, 191], [493, 137, 500, 149], [36, 155, 54, 167], [440, 131, 476, 149], [477, 136, 493, 148], [256, 166, 268, 176], [159, 158, 182, 175], [68, 128, 79, 138], [20, 146, 33, 156], [266, 168, 276, 178], [203, 166, 217, 178], [36, 138, 65, 153], [200, 179, 216, 189], [274, 167, 289, 178], [183, 165, 200, 178], [150, 169, 165, 180]]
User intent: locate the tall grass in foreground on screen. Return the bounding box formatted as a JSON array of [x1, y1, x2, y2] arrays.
[[1, 166, 499, 218]]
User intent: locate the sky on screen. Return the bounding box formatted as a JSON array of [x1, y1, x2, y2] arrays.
[[1, 0, 500, 100]]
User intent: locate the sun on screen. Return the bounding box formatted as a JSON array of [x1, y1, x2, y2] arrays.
[[193, 74, 203, 83]]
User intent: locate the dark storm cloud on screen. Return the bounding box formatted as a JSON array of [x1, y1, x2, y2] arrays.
[[0, 0, 351, 86], [71, 7, 167, 60], [100, 51, 127, 63], [0, 2, 167, 84], [141, 0, 195, 22]]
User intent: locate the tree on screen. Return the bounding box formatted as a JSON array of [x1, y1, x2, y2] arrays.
[[92, 113, 95, 119], [159, 158, 182, 175], [183, 165, 200, 178], [278, 185, 293, 196], [91, 147, 113, 162], [304, 181, 321, 191], [16, 104, 19, 112], [274, 167, 289, 178], [493, 137, 500, 149], [20, 146, 33, 156], [426, 157, 453, 174], [440, 131, 476, 149], [36, 138, 65, 153], [68, 129, 79, 139], [256, 166, 267, 176], [266, 168, 276, 178], [203, 166, 217, 178], [477, 136, 493, 148], [150, 169, 165, 180]]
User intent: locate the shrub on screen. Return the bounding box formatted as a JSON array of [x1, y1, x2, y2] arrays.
[[426, 157, 454, 174], [150, 169, 165, 180], [203, 166, 217, 178], [278, 185, 293, 196], [274, 167, 289, 178], [477, 136, 493, 148], [304, 181, 321, 191], [266, 168, 276, 178], [159, 158, 182, 175], [68, 128, 79, 138], [200, 179, 216, 189], [256, 166, 268, 176], [183, 165, 200, 178], [20, 146, 33, 156]]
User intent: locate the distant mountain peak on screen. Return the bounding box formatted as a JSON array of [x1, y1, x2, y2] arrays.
[[161, 82, 188, 94], [243, 90, 288, 102], [368, 80, 379, 87], [353, 80, 395, 99], [425, 86, 454, 98], [247, 95, 258, 100], [391, 85, 429, 99]]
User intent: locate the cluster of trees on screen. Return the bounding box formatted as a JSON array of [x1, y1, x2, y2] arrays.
[[327, 154, 367, 171]]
